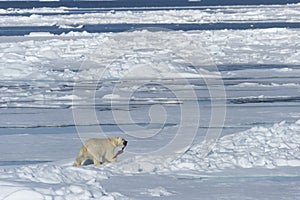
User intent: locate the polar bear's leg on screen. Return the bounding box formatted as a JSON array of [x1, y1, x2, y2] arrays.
[[103, 151, 117, 163], [103, 157, 116, 164], [73, 146, 88, 166], [93, 157, 101, 166], [73, 156, 84, 166]]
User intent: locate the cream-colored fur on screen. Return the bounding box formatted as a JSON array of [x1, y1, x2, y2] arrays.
[[73, 137, 126, 166]]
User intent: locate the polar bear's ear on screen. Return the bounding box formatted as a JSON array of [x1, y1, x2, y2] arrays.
[[117, 137, 123, 145], [108, 137, 120, 147]]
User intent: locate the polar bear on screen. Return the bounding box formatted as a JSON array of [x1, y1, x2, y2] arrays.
[[73, 137, 127, 166]]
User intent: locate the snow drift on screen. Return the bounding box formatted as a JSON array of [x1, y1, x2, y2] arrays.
[[169, 120, 300, 172], [106, 120, 300, 174]]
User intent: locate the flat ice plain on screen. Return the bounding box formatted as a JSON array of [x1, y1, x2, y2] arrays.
[[0, 1, 300, 199]]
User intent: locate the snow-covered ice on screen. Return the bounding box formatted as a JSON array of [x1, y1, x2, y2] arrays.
[[0, 4, 299, 26], [0, 2, 300, 200], [1, 120, 300, 199]]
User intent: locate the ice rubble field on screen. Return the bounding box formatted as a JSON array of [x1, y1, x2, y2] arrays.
[[0, 3, 300, 200], [1, 29, 300, 81], [0, 4, 300, 26]]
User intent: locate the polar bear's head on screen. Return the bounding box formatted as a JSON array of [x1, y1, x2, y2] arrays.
[[109, 137, 127, 147]]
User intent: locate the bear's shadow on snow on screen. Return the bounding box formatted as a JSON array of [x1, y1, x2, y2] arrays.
[[82, 159, 103, 166], [82, 159, 94, 166]]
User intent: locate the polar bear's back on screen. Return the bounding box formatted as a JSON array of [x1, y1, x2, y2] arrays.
[[84, 138, 114, 156]]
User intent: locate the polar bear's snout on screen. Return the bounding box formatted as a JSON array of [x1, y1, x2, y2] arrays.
[[123, 139, 128, 146]]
